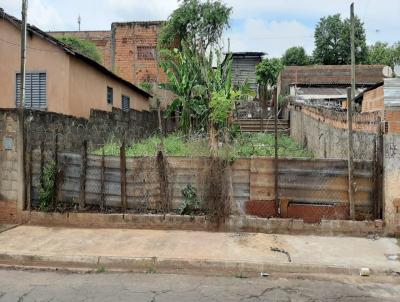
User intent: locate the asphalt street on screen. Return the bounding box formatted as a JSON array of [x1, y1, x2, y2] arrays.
[[0, 269, 399, 301]]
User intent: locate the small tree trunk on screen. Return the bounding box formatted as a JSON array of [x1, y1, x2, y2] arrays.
[[208, 122, 218, 154]]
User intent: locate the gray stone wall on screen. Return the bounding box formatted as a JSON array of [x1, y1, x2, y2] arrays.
[[24, 107, 165, 152]]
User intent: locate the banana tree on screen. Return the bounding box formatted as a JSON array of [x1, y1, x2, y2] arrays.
[[159, 45, 207, 136]]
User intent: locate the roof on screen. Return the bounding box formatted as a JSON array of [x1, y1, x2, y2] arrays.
[[0, 9, 152, 99], [230, 52, 265, 58], [294, 86, 365, 101], [111, 21, 165, 27], [354, 81, 384, 103], [279, 65, 387, 93]]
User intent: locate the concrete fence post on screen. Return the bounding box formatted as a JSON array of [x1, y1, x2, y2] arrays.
[[382, 78, 400, 234]]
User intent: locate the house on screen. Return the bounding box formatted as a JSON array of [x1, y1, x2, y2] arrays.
[[0, 9, 152, 119], [279, 65, 387, 110], [230, 52, 264, 94], [49, 21, 175, 108]]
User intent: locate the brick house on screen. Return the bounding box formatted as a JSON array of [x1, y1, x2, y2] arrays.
[[0, 9, 152, 119], [50, 21, 175, 108]]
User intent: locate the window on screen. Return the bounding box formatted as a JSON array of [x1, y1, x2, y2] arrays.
[[137, 46, 156, 60], [107, 86, 113, 105], [121, 95, 130, 111], [16, 72, 47, 109]]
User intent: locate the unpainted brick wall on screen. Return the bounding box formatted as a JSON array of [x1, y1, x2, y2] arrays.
[[362, 86, 384, 113]]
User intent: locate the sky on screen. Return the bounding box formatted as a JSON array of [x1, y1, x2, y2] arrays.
[[1, 0, 399, 57]]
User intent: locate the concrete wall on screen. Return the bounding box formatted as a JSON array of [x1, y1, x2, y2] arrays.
[[290, 103, 380, 160], [0, 18, 150, 119]]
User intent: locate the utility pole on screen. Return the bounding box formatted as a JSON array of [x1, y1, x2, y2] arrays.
[[18, 0, 28, 210], [273, 87, 279, 215], [78, 15, 81, 31], [20, 0, 27, 109], [347, 2, 356, 220]]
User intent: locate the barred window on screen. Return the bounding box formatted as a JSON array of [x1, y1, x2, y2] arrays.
[[16, 72, 47, 109], [107, 86, 113, 105], [137, 46, 156, 60], [121, 95, 130, 111]]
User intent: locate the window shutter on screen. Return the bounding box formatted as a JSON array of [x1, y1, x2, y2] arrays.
[[121, 95, 130, 111], [16, 72, 47, 109]]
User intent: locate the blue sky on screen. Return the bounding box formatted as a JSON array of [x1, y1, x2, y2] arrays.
[[1, 0, 399, 57]]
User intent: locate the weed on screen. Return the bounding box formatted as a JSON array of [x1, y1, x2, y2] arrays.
[[178, 184, 201, 215], [95, 266, 106, 273], [234, 272, 248, 279], [146, 266, 157, 274], [39, 161, 57, 212], [90, 132, 312, 158]]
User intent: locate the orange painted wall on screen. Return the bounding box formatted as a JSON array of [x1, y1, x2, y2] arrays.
[[0, 18, 149, 119]]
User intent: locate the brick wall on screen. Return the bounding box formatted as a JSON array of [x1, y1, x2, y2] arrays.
[[362, 86, 384, 113], [290, 102, 381, 160], [112, 22, 167, 84]]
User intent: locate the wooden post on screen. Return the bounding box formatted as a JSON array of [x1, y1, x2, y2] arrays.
[[52, 134, 59, 209], [120, 142, 127, 211], [100, 147, 106, 211], [40, 140, 44, 189], [350, 3, 356, 105], [347, 87, 355, 220], [273, 87, 279, 215], [79, 140, 87, 210]]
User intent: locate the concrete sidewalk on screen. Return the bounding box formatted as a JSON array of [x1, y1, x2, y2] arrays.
[[0, 225, 399, 276]]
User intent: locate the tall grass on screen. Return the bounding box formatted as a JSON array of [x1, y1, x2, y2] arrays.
[[91, 132, 313, 158]]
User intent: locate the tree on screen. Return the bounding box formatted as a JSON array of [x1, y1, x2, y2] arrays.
[[158, 0, 232, 52], [367, 41, 400, 68], [159, 45, 207, 135], [281, 46, 311, 66], [256, 58, 284, 87], [57, 35, 102, 64], [367, 42, 393, 66], [313, 14, 367, 64]]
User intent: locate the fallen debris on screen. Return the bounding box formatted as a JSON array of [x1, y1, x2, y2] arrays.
[[360, 268, 370, 277]]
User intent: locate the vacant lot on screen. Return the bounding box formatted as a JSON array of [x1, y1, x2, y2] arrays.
[[92, 132, 313, 158]]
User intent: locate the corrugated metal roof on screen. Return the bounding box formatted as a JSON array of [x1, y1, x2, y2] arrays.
[[384, 78, 400, 107], [279, 65, 387, 94]]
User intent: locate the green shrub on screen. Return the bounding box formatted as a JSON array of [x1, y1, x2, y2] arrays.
[[178, 184, 201, 215], [39, 161, 57, 211]]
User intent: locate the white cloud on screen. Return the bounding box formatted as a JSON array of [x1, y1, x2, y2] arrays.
[[104, 0, 178, 21], [225, 19, 314, 57], [0, 0, 65, 30]]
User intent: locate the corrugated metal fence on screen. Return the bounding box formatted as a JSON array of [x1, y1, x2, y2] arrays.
[[30, 151, 375, 220]]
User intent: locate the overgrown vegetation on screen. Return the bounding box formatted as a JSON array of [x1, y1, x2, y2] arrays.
[[178, 184, 201, 215], [91, 132, 313, 159], [57, 35, 103, 64], [39, 161, 57, 212]]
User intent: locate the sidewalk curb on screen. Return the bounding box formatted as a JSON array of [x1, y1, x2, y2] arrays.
[[0, 253, 392, 277]]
